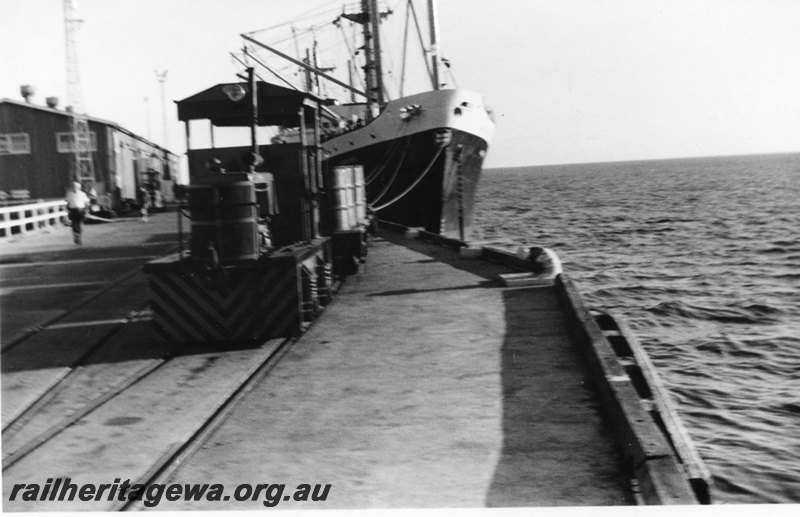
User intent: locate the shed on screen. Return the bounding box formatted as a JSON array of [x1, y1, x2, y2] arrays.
[[0, 98, 179, 208]]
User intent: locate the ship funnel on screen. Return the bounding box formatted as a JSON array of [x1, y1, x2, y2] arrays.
[[20, 85, 35, 103]]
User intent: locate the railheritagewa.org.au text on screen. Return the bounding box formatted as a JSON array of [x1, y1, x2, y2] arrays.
[[8, 478, 331, 507]]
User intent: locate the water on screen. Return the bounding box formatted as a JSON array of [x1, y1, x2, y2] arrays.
[[472, 153, 800, 504]]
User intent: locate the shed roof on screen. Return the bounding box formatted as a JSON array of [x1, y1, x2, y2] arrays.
[[0, 98, 178, 157], [0, 97, 117, 127], [176, 82, 334, 127]]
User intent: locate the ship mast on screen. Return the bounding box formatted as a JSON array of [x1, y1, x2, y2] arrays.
[[361, 0, 385, 119], [427, 0, 443, 90]]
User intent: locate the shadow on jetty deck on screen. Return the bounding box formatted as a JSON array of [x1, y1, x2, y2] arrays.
[[1, 219, 702, 510], [156, 231, 634, 509]]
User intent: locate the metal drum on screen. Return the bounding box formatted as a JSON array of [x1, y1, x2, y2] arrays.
[[353, 165, 366, 223], [188, 180, 258, 262], [331, 166, 356, 230]]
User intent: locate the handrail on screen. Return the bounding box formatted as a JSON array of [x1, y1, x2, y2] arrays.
[[0, 199, 68, 239]]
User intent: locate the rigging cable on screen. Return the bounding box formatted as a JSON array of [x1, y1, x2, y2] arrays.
[[399, 0, 412, 97], [245, 3, 343, 35], [237, 48, 299, 91], [408, 0, 434, 86], [337, 20, 366, 92]]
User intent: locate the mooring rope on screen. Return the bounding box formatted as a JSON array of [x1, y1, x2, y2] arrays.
[[370, 136, 412, 205], [370, 145, 446, 212], [84, 213, 116, 223], [365, 133, 409, 185]]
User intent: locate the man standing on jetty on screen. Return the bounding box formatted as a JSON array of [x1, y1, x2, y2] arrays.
[[66, 181, 89, 245]]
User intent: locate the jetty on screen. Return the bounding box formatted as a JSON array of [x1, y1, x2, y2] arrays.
[[0, 213, 708, 510]]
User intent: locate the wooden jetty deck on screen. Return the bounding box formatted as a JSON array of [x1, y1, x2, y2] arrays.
[[157, 231, 633, 509], [1, 215, 701, 511]]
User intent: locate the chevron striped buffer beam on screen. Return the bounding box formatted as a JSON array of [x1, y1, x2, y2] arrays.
[[144, 239, 333, 344], [147, 264, 300, 343]]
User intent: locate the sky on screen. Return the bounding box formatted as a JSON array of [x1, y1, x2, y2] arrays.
[[2, 0, 800, 168]]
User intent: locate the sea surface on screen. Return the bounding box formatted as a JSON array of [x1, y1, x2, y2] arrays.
[[472, 152, 800, 504]]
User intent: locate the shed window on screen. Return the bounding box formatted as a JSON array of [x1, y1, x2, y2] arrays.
[[56, 132, 98, 153], [0, 133, 31, 154]]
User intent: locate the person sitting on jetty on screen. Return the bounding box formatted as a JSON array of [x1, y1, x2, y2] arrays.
[[517, 246, 563, 278], [66, 182, 89, 245]]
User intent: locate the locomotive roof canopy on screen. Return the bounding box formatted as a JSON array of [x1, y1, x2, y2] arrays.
[[176, 81, 333, 127]]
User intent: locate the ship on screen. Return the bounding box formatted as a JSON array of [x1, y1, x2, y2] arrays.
[[0, 1, 717, 507], [241, 0, 496, 240]]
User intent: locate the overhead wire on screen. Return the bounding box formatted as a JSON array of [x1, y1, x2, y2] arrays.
[[240, 0, 441, 103], [244, 1, 344, 35]]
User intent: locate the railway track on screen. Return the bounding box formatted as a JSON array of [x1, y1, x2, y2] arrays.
[[3, 337, 296, 511], [1, 225, 318, 511], [2, 262, 304, 511], [2, 243, 179, 429], [2, 304, 165, 462], [1, 264, 147, 354]]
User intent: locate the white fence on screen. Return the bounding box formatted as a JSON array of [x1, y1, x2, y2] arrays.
[[0, 200, 67, 239]]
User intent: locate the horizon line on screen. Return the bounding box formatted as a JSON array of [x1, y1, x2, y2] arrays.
[[485, 149, 800, 170]]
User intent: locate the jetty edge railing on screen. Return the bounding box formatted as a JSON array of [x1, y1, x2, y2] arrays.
[[0, 199, 68, 239]]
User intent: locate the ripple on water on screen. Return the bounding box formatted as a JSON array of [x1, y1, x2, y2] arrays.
[[474, 153, 800, 503]]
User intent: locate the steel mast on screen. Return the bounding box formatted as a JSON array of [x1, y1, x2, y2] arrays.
[[63, 0, 95, 187], [155, 70, 169, 148], [427, 0, 443, 89], [362, 0, 385, 119]]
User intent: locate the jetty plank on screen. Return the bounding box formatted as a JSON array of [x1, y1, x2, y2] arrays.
[[2, 340, 283, 512], [1, 277, 151, 428], [2, 320, 172, 461], [1, 216, 700, 509], [157, 234, 633, 509], [1, 323, 120, 426]]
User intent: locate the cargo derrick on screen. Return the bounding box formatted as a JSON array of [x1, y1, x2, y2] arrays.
[[144, 71, 369, 345]]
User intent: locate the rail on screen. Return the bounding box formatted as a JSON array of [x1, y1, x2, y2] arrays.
[[0, 199, 67, 239]]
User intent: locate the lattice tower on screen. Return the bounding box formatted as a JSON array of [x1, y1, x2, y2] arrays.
[[64, 0, 95, 187]]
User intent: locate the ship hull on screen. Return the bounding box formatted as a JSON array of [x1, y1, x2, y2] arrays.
[[323, 89, 495, 240], [328, 128, 487, 239]]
